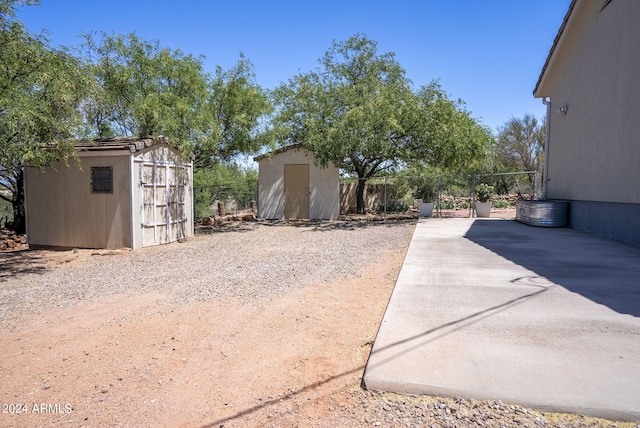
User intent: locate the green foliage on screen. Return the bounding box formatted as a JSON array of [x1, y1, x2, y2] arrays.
[[207, 54, 273, 166], [495, 114, 545, 179], [0, 193, 12, 225], [396, 166, 441, 202], [82, 34, 272, 167], [414, 180, 437, 202], [492, 199, 511, 209], [272, 34, 491, 213], [475, 183, 495, 202], [0, 0, 39, 19], [412, 81, 492, 172], [440, 198, 471, 210], [382, 179, 410, 205], [272, 34, 415, 173], [375, 199, 408, 213], [0, 0, 91, 232], [1, 3, 89, 167], [82, 32, 211, 150], [193, 164, 257, 219], [1, 5, 271, 231], [439, 199, 454, 209]]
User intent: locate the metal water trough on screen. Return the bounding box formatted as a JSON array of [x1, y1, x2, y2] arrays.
[[516, 200, 569, 227]]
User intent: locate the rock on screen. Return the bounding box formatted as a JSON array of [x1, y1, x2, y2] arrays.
[[6, 239, 16, 249], [239, 213, 255, 222]]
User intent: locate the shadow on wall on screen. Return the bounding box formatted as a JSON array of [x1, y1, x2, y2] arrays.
[[259, 178, 341, 220], [308, 185, 339, 220], [463, 220, 640, 317], [257, 177, 283, 219], [340, 183, 390, 214]]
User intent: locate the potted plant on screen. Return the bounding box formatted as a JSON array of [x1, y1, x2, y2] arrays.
[[414, 180, 437, 218], [474, 183, 494, 218]]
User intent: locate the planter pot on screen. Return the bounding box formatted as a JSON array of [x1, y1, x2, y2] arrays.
[[474, 201, 492, 218], [419, 202, 434, 217]]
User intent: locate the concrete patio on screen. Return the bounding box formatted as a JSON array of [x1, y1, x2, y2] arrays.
[[364, 218, 640, 421]]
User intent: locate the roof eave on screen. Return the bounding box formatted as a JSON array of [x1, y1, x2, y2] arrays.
[[533, 0, 578, 98], [73, 136, 171, 153]]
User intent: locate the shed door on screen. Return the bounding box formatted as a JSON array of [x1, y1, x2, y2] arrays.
[[141, 161, 188, 247], [284, 164, 309, 219]]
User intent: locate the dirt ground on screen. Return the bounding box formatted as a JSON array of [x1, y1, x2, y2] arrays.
[[1, 219, 634, 428], [0, 231, 406, 427]]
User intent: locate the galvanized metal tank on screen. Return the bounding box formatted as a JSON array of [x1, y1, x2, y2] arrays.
[[516, 200, 569, 227]]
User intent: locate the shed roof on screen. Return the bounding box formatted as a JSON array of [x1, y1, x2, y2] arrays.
[[253, 143, 305, 161], [73, 136, 173, 153]]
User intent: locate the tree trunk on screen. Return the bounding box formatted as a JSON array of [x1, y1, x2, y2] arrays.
[[12, 169, 26, 235], [356, 177, 366, 214]]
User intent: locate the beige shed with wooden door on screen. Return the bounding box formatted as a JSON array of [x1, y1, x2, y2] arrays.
[[254, 145, 340, 220], [24, 137, 193, 250]]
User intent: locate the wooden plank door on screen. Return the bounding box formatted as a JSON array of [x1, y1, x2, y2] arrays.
[[284, 164, 309, 219], [140, 161, 188, 247]]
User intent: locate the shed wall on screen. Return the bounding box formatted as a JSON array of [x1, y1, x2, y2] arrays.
[[258, 148, 339, 220], [25, 153, 132, 249]]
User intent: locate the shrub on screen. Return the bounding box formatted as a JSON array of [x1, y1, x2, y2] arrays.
[[492, 199, 511, 209], [475, 183, 495, 202], [376, 200, 408, 213], [193, 164, 258, 219]]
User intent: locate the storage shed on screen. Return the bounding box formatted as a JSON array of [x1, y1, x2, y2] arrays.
[[25, 137, 193, 250], [254, 145, 340, 220]]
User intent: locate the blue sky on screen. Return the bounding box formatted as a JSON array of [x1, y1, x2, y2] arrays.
[[17, 0, 571, 134]]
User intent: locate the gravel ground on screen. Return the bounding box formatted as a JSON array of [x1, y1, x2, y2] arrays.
[[0, 219, 413, 324], [1, 219, 637, 427], [316, 390, 637, 428]]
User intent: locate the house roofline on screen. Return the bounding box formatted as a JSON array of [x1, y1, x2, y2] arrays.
[[533, 0, 578, 98]]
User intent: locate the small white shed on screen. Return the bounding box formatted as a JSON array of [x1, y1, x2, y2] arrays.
[[254, 145, 340, 220], [25, 137, 193, 250]]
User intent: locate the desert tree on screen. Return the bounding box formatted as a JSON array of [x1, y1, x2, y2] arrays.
[[0, 0, 91, 233], [495, 114, 545, 178], [82, 33, 272, 168], [272, 34, 490, 213]]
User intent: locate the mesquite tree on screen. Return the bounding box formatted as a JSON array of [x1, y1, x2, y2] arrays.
[[272, 34, 490, 213], [0, 0, 90, 233], [82, 33, 272, 168]]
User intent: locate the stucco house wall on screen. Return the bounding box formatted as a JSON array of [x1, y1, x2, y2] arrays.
[[534, 0, 640, 246], [25, 138, 193, 250], [255, 145, 340, 220]]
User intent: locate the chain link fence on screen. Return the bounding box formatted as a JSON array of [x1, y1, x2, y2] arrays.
[[340, 171, 540, 218], [192, 172, 539, 222], [194, 179, 258, 221]]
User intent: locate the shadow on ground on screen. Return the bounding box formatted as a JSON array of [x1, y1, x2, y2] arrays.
[[195, 215, 418, 234], [0, 249, 52, 282], [464, 220, 640, 317]]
